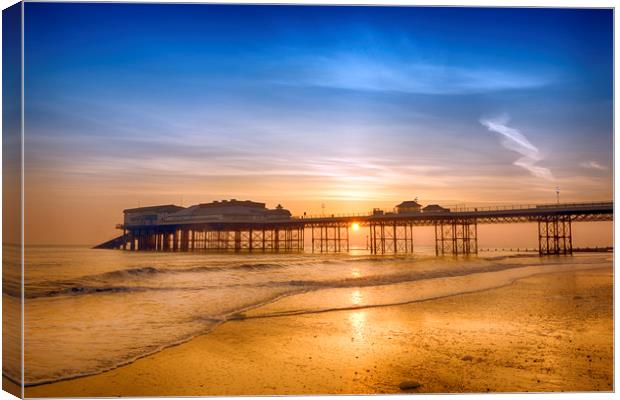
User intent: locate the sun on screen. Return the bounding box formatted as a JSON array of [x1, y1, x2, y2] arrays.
[[352, 222, 360, 231]]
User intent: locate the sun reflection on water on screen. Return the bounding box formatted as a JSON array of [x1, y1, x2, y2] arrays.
[[349, 289, 367, 341]]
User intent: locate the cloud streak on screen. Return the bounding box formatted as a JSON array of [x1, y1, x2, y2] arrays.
[[480, 114, 553, 180], [580, 160, 608, 171], [272, 54, 552, 95]]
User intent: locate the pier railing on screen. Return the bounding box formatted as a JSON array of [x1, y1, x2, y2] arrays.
[[293, 201, 613, 220]]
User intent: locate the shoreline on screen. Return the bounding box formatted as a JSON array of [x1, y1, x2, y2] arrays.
[[19, 260, 608, 387], [24, 264, 613, 397]]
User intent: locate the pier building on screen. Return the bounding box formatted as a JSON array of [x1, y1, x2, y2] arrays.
[[395, 200, 422, 214]]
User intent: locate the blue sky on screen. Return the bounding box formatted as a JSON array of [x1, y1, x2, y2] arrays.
[[22, 4, 613, 243]]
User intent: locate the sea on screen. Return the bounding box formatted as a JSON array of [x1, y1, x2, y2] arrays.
[[2, 246, 612, 386]]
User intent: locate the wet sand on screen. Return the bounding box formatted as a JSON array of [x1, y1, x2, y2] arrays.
[[25, 266, 613, 397]]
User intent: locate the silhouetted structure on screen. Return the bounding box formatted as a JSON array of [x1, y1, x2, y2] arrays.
[[124, 205, 185, 226], [395, 200, 422, 214], [165, 200, 292, 223], [422, 204, 450, 213], [95, 200, 613, 257]]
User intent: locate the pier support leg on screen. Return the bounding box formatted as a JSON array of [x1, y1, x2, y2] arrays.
[[262, 228, 266, 252], [538, 215, 572, 255], [370, 224, 377, 255], [370, 222, 415, 254], [163, 232, 170, 251], [234, 230, 242, 252], [435, 218, 478, 255], [311, 224, 348, 253]]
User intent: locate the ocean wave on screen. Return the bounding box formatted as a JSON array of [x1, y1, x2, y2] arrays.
[[22, 255, 602, 300], [24, 261, 507, 299], [21, 262, 289, 298], [18, 254, 547, 301], [281, 262, 525, 289], [39, 285, 177, 298], [234, 263, 612, 321], [99, 262, 287, 278]]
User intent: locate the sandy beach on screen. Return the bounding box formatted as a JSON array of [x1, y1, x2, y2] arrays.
[[23, 264, 613, 397]]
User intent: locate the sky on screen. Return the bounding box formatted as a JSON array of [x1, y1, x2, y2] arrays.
[[22, 4, 613, 245]]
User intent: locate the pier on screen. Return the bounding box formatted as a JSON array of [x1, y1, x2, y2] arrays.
[[94, 200, 613, 256]]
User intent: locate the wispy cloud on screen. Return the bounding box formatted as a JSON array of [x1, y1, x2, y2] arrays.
[[273, 54, 552, 95], [580, 160, 608, 171], [480, 114, 553, 180]]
